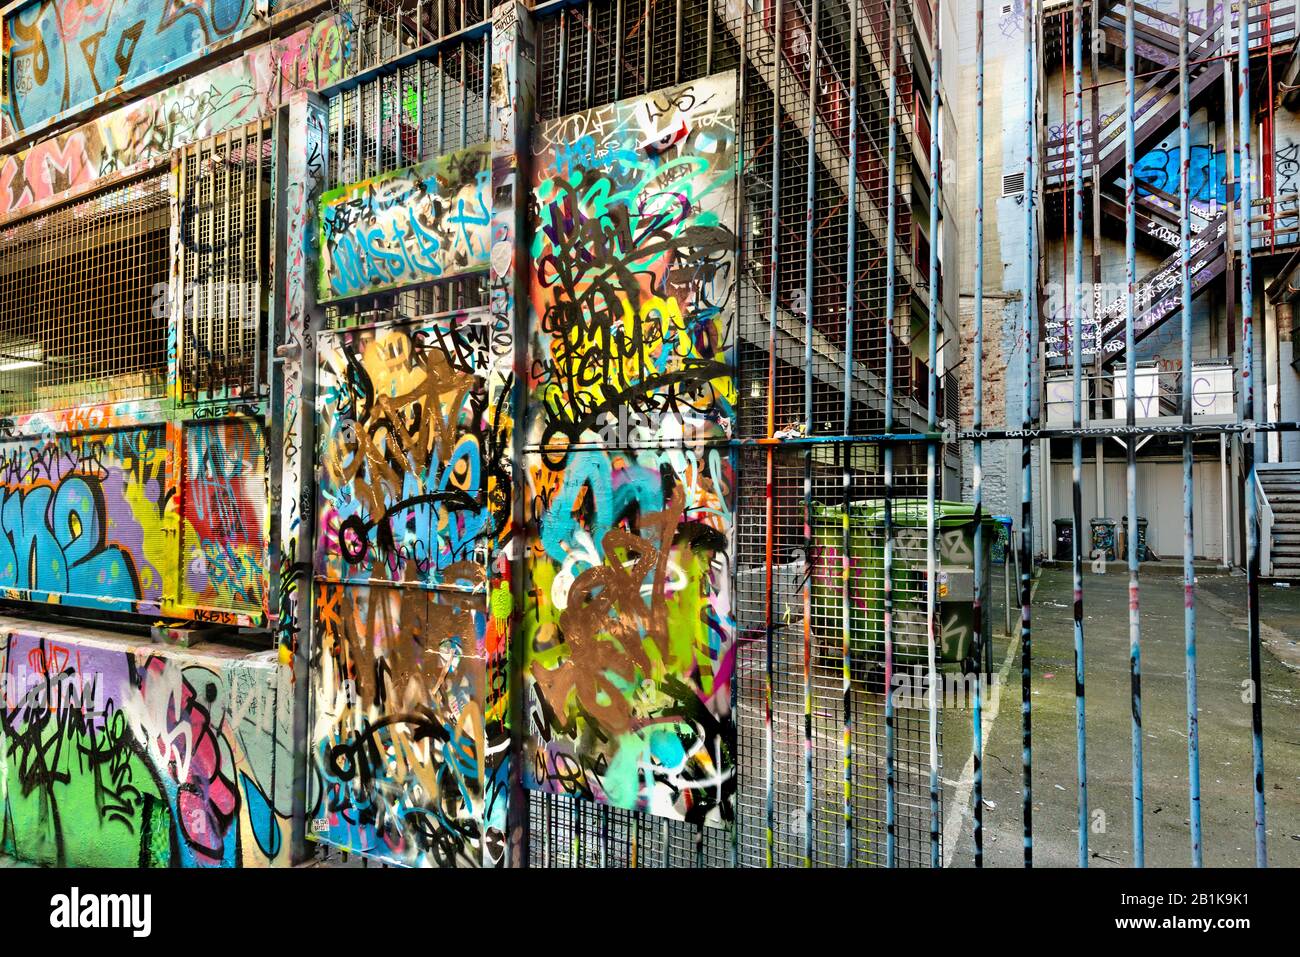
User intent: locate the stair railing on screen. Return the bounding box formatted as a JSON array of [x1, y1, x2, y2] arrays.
[[1255, 470, 1275, 577]]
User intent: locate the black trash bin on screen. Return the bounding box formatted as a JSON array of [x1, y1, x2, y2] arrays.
[[1053, 518, 1074, 561], [1121, 515, 1151, 562]]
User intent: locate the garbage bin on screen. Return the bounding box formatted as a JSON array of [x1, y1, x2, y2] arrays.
[[1090, 518, 1117, 562], [1121, 515, 1151, 562], [991, 515, 1014, 564], [857, 500, 996, 672], [1053, 517, 1074, 561]]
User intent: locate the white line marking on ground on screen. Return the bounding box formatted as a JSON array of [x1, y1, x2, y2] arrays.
[[942, 574, 1037, 866]]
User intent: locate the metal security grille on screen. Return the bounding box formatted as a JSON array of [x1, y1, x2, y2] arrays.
[[535, 0, 737, 119], [0, 174, 169, 417], [324, 26, 492, 327], [524, 0, 934, 868], [341, 0, 491, 70], [959, 0, 1291, 871], [732, 0, 934, 868], [177, 122, 272, 400], [327, 40, 489, 186]]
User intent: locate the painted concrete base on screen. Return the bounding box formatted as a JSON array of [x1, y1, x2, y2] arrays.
[[0, 618, 296, 867]]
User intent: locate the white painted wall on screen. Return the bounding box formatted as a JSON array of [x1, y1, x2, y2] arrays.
[[1046, 455, 1226, 560]]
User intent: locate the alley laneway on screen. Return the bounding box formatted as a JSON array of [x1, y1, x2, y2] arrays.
[[943, 567, 1300, 867]]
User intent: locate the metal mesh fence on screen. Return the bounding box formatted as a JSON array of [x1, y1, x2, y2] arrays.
[[315, 0, 939, 868], [523, 0, 937, 867], [0, 174, 169, 416], [323, 24, 491, 326], [341, 0, 491, 70]]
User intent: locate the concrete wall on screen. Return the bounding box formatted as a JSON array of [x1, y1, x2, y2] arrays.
[[0, 619, 294, 867]]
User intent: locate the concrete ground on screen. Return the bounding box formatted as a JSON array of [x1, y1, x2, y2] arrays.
[[942, 564, 1300, 867]]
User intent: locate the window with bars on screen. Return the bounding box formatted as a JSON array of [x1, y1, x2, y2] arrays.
[[0, 174, 169, 417], [177, 122, 273, 401]]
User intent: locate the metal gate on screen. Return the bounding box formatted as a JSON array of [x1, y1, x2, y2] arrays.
[[296, 0, 1295, 868]]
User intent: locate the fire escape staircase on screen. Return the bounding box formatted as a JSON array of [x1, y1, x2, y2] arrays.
[[1044, 6, 1291, 376]]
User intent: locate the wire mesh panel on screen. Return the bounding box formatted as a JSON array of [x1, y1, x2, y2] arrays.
[[733, 451, 938, 867], [323, 29, 491, 327], [341, 0, 491, 71], [177, 122, 272, 401], [535, 0, 742, 122], [521, 0, 936, 867], [328, 38, 489, 186], [0, 174, 169, 417], [527, 791, 735, 867], [737, 0, 917, 441]]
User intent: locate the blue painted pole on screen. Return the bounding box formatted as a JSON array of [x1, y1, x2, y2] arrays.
[[1124, 0, 1145, 868], [1021, 0, 1036, 869], [1071, 0, 1089, 869], [1178, 0, 1204, 868], [1238, 0, 1268, 869]]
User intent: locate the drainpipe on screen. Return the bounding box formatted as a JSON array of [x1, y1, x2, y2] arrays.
[[1278, 302, 1300, 461]]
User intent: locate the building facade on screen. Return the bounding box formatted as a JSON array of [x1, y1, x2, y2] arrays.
[[958, 0, 1300, 572]]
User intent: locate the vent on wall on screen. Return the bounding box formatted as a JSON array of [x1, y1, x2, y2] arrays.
[[1003, 171, 1026, 196]]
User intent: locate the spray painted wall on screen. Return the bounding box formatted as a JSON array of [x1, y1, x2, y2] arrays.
[[0, 625, 294, 867], [521, 74, 738, 825], [2, 0, 298, 133], [0, 14, 352, 217], [181, 419, 269, 616], [317, 144, 493, 301], [307, 312, 512, 867], [0, 428, 167, 612], [0, 8, 360, 870]]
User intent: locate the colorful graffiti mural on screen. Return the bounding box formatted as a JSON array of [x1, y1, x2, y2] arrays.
[[0, 14, 352, 217], [0, 628, 293, 867], [522, 75, 738, 826], [314, 315, 508, 586], [317, 144, 493, 301], [524, 449, 737, 824], [308, 313, 511, 866], [181, 419, 267, 615], [0, 428, 167, 612], [1134, 143, 1239, 206], [3, 0, 271, 133], [0, 414, 269, 623], [526, 73, 738, 448], [309, 581, 501, 867]]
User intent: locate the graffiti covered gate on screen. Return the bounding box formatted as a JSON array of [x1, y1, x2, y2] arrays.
[[295, 0, 941, 868], [308, 310, 511, 866]]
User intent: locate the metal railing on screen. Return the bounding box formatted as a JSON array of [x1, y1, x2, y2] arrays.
[[1255, 469, 1275, 576]]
